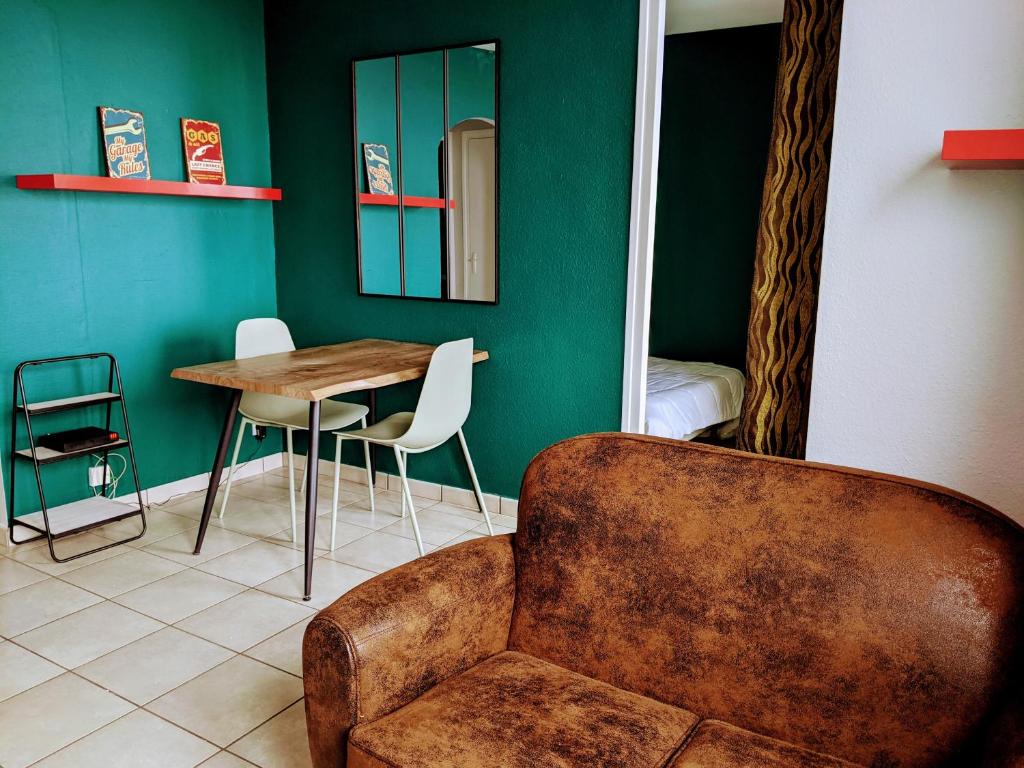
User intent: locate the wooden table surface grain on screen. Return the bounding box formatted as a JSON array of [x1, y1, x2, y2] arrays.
[[171, 338, 489, 401]]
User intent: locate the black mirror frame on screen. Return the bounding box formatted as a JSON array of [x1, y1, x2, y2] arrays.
[[351, 39, 500, 305]]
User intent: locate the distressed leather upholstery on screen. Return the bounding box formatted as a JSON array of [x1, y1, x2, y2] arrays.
[[304, 433, 1024, 768]]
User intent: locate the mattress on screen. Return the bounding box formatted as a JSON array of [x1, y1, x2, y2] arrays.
[[645, 358, 745, 441]]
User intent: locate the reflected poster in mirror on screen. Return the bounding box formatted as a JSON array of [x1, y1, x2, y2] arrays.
[[352, 41, 498, 303]]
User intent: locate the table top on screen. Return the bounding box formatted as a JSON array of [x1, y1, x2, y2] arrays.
[[170, 338, 489, 401]]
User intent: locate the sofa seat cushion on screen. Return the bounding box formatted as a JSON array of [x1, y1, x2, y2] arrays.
[[347, 651, 699, 768], [670, 721, 861, 767]]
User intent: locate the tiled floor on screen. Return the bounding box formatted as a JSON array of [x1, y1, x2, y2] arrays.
[[0, 466, 516, 767]]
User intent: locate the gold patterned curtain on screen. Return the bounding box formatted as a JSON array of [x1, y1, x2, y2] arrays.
[[737, 0, 844, 457]]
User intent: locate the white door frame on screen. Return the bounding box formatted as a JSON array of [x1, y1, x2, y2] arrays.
[[621, 0, 667, 433]]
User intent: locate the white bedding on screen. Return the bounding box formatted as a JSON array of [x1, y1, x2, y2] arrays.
[[645, 358, 745, 441]]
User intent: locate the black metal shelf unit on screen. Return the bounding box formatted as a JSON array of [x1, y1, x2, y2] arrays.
[[8, 353, 146, 562]]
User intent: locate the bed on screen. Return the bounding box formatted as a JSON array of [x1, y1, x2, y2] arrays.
[[645, 357, 746, 441]]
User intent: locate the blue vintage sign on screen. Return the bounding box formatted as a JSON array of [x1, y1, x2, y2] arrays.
[[99, 106, 151, 179]]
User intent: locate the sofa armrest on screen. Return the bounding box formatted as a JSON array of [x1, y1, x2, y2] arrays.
[[302, 534, 515, 768]]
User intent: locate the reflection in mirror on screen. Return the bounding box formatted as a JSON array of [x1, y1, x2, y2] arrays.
[[354, 57, 401, 296], [352, 41, 498, 303], [446, 44, 497, 302], [400, 50, 445, 298]]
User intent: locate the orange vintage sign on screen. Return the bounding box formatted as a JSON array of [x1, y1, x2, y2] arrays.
[[181, 118, 226, 184]]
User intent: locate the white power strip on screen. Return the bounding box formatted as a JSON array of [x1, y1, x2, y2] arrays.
[[88, 465, 113, 487]]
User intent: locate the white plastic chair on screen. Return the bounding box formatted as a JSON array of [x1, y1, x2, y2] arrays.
[[219, 318, 374, 542], [331, 338, 493, 554]]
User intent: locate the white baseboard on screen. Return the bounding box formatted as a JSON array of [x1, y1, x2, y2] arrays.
[[2, 451, 290, 550], [2, 450, 517, 551]]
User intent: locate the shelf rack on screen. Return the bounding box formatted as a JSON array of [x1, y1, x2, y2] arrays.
[[941, 129, 1024, 169], [16, 173, 282, 201], [8, 353, 146, 562]]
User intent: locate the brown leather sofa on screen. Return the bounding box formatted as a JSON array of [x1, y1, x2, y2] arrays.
[[303, 433, 1024, 767]]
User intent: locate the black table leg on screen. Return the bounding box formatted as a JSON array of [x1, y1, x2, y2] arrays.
[[303, 400, 321, 601], [367, 389, 377, 484], [194, 389, 242, 555]]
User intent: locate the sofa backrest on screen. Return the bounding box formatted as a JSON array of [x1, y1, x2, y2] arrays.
[[508, 434, 1024, 767]]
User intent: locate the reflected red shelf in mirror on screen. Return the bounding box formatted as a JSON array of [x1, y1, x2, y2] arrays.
[[359, 192, 455, 209], [16, 174, 282, 200]]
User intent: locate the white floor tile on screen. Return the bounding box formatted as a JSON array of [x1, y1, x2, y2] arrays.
[[0, 640, 63, 702], [477, 522, 516, 536], [438, 530, 486, 549], [195, 541, 305, 588], [173, 495, 298, 539], [229, 701, 312, 768], [0, 556, 49, 595], [78, 625, 234, 705], [0, 673, 133, 768], [60, 549, 186, 598], [257, 558, 375, 609], [176, 589, 314, 652], [324, 530, 433, 573], [243, 618, 312, 677], [147, 656, 303, 748], [143, 525, 256, 566], [0, 578, 102, 637], [200, 752, 258, 767], [380, 505, 481, 546], [96, 508, 198, 548], [33, 708, 218, 768], [113, 568, 247, 624], [5, 533, 124, 576], [345, 489, 435, 521], [14, 601, 162, 669], [262, 514, 372, 553]]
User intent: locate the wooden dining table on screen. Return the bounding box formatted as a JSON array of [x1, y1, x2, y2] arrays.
[[171, 338, 489, 600]]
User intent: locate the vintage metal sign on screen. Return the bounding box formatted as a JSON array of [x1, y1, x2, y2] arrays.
[[363, 143, 394, 194], [99, 106, 151, 179], [181, 118, 226, 185]]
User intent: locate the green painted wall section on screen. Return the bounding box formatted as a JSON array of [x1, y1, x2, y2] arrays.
[[649, 25, 780, 371], [355, 47, 496, 299], [265, 0, 639, 498], [0, 0, 278, 516]]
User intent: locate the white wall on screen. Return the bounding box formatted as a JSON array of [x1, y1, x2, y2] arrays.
[[808, 0, 1024, 523]]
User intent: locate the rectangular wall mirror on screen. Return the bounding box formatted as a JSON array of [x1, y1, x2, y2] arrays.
[[352, 41, 498, 303]]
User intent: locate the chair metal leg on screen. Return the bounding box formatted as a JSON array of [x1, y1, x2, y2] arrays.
[[331, 434, 342, 551], [394, 447, 424, 555], [360, 417, 375, 513], [457, 428, 494, 535], [400, 451, 408, 518], [219, 417, 247, 519], [286, 429, 298, 544], [300, 453, 309, 494]]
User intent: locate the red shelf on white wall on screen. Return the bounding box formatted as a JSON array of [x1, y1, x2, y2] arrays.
[[358, 192, 454, 209], [16, 174, 282, 200], [941, 129, 1024, 170]]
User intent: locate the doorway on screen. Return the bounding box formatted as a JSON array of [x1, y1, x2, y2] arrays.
[[448, 118, 496, 302]]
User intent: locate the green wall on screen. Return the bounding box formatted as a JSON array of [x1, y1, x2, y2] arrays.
[[0, 0, 278, 516], [649, 25, 780, 370], [265, 0, 639, 497]]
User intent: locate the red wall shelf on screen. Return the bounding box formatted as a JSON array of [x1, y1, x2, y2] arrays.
[[358, 192, 454, 209], [16, 173, 282, 200], [941, 129, 1024, 170]]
